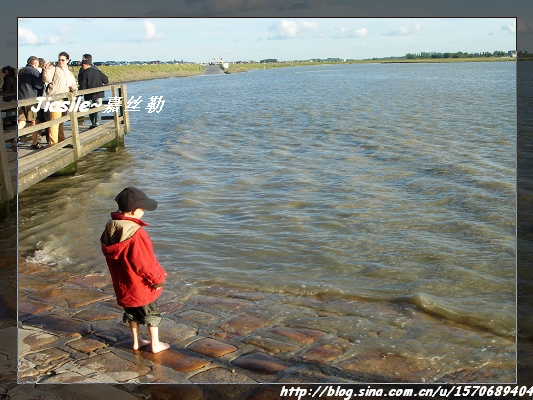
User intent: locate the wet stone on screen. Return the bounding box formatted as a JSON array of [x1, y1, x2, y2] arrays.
[[24, 348, 70, 365], [114, 340, 210, 372], [177, 310, 219, 325], [18, 276, 62, 292], [242, 336, 297, 354], [158, 319, 198, 343], [39, 371, 102, 383], [159, 301, 184, 314], [231, 352, 292, 375], [219, 315, 268, 336], [338, 351, 439, 383], [66, 338, 107, 354], [25, 314, 90, 337], [71, 307, 122, 322], [18, 299, 53, 318], [188, 294, 251, 312], [19, 330, 61, 352], [78, 351, 151, 382], [230, 291, 270, 301], [189, 367, 257, 384], [66, 273, 110, 289], [297, 345, 344, 364], [28, 288, 113, 308], [269, 327, 326, 344], [437, 366, 500, 383], [187, 338, 238, 358]]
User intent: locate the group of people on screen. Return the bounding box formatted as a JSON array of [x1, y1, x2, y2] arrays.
[[3, 52, 109, 151]]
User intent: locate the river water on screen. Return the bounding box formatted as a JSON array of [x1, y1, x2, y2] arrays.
[[18, 62, 516, 369]]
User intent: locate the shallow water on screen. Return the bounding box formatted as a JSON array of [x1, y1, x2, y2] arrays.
[[19, 62, 516, 351]]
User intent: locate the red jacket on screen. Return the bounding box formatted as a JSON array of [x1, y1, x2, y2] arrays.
[[101, 212, 167, 307]]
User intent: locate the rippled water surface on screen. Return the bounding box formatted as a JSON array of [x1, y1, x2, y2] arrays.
[[19, 62, 516, 339]]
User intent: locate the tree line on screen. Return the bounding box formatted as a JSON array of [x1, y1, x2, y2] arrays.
[[404, 50, 515, 59]]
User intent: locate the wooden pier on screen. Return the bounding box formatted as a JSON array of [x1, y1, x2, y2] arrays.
[[0, 84, 130, 213]]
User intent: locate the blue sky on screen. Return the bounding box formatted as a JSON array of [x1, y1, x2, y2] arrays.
[[18, 18, 516, 66]]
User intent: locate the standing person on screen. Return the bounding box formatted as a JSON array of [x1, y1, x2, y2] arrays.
[[1, 66, 17, 149], [77, 54, 98, 87], [100, 187, 170, 354], [79, 60, 108, 129], [36, 58, 49, 143], [18, 57, 44, 150], [42, 51, 77, 146]]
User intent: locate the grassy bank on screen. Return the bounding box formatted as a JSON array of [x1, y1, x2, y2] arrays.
[[70, 63, 205, 84], [225, 57, 515, 73]]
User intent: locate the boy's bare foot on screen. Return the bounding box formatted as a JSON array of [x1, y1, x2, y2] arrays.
[[151, 342, 170, 353], [132, 339, 151, 350]]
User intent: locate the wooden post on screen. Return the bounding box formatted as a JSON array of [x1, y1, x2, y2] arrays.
[[120, 84, 131, 134], [111, 86, 121, 139], [0, 121, 14, 202], [68, 92, 82, 161]]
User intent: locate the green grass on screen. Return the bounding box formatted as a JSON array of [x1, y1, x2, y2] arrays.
[[225, 57, 515, 73], [70, 63, 205, 84]]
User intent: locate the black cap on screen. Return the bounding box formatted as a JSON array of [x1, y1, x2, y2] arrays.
[[115, 187, 158, 212]]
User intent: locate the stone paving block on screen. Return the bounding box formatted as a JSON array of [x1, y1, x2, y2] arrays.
[[78, 351, 152, 382], [24, 314, 90, 337], [297, 344, 344, 364], [38, 371, 103, 383], [28, 288, 113, 308], [66, 338, 107, 354], [230, 291, 270, 301], [18, 276, 62, 292], [338, 351, 439, 382], [188, 294, 251, 312], [23, 347, 70, 365], [189, 367, 257, 384], [219, 315, 268, 336], [242, 336, 297, 354], [71, 306, 122, 322], [177, 309, 219, 325], [159, 301, 184, 314], [136, 364, 189, 383], [231, 352, 292, 375], [114, 339, 210, 372], [187, 338, 238, 358], [18, 299, 53, 317], [158, 319, 198, 343], [138, 384, 205, 400], [18, 328, 60, 353], [269, 327, 325, 344], [66, 273, 110, 289]]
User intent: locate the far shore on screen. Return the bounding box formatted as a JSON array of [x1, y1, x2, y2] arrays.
[[65, 57, 516, 85]]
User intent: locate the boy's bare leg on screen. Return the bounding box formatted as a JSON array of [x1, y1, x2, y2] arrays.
[[129, 321, 150, 350], [148, 325, 170, 353]]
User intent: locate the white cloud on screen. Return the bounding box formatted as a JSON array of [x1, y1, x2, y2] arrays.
[[334, 27, 367, 39], [268, 19, 319, 40], [18, 27, 39, 46], [44, 26, 74, 45], [139, 21, 166, 42], [382, 22, 422, 36], [501, 21, 516, 34]]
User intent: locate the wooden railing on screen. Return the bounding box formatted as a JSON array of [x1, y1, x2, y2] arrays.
[[0, 84, 131, 202]]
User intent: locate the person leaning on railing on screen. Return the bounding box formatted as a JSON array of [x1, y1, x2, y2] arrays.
[[42, 51, 77, 146]]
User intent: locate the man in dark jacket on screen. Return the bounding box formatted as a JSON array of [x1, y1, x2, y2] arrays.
[[79, 59, 109, 129], [18, 56, 44, 149]]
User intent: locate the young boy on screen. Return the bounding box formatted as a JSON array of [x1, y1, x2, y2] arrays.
[[101, 187, 170, 353]]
